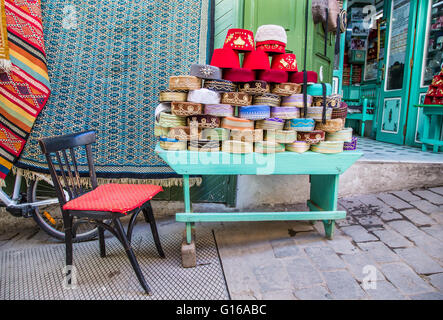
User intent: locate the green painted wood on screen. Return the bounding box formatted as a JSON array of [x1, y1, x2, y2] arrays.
[[155, 144, 363, 175], [309, 175, 339, 212], [214, 0, 244, 50], [242, 0, 335, 81], [405, 0, 440, 148], [176, 211, 346, 222], [376, 0, 417, 145]]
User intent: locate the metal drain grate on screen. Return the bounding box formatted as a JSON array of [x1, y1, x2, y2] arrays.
[[0, 230, 229, 300]]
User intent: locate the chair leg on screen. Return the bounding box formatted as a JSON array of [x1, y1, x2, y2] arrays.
[[63, 214, 73, 266], [143, 202, 165, 258], [63, 214, 74, 286], [113, 218, 151, 295], [98, 225, 106, 258]]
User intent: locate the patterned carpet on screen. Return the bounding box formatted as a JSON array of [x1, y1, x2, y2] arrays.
[[14, 0, 209, 185]]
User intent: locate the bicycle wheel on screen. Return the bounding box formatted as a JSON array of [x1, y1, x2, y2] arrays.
[[27, 178, 98, 242]]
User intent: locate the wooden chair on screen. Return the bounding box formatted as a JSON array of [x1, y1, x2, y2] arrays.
[[38, 130, 165, 294]]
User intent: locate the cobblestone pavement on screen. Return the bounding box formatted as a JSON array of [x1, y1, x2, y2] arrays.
[[214, 187, 443, 300], [1, 187, 442, 300]]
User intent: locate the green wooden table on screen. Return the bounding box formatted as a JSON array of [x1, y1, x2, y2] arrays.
[[415, 104, 443, 153], [156, 144, 362, 252]]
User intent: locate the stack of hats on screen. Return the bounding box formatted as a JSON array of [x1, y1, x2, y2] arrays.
[[424, 66, 443, 105], [155, 25, 356, 154]]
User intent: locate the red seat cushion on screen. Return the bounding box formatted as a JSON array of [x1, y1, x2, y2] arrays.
[[63, 184, 163, 214]]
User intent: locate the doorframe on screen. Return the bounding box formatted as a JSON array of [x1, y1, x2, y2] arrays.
[[375, 0, 418, 145]]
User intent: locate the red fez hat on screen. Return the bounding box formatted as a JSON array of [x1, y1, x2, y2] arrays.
[[210, 48, 241, 69], [424, 96, 432, 104], [256, 41, 286, 54], [223, 29, 255, 52], [257, 69, 288, 83], [243, 49, 270, 70], [223, 68, 256, 83], [289, 71, 318, 84], [271, 53, 298, 72]]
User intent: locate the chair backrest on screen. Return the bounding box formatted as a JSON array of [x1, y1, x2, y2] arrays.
[[38, 131, 98, 206]]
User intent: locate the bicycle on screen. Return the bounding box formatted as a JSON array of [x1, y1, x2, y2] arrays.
[[0, 170, 98, 241]]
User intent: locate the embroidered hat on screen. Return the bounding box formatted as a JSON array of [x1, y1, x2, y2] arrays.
[[230, 129, 264, 143], [159, 89, 187, 103], [286, 141, 310, 153], [190, 64, 222, 80], [343, 136, 358, 151], [325, 128, 353, 143], [187, 88, 221, 104], [204, 104, 234, 117], [189, 140, 220, 152], [169, 76, 202, 90], [254, 141, 285, 153], [264, 130, 297, 144], [221, 92, 253, 106], [255, 25, 287, 54], [271, 82, 302, 96], [311, 141, 344, 154], [253, 93, 281, 107], [210, 48, 241, 69], [285, 118, 315, 132], [223, 29, 255, 52], [187, 115, 221, 129], [221, 116, 255, 131], [270, 106, 300, 119], [243, 49, 271, 70], [297, 130, 325, 144], [223, 68, 256, 82], [171, 102, 203, 117], [238, 80, 271, 95], [204, 79, 237, 92], [281, 94, 313, 108], [238, 105, 271, 120], [255, 118, 285, 130], [271, 53, 298, 72], [257, 69, 288, 83], [222, 140, 254, 153], [290, 71, 318, 84]]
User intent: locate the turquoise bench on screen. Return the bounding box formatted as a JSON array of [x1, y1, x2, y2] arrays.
[[155, 144, 362, 263], [415, 104, 443, 153]]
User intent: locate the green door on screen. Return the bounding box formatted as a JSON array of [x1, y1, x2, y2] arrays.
[[376, 0, 417, 145], [243, 0, 335, 81], [405, 0, 443, 147]]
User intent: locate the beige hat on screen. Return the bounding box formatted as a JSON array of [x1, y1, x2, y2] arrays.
[[255, 25, 287, 44]]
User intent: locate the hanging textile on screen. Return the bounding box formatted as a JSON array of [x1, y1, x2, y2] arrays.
[[14, 0, 209, 187], [0, 0, 11, 72], [0, 0, 50, 185]]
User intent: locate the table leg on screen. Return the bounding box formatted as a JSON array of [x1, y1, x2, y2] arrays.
[[309, 174, 339, 239], [183, 174, 193, 244], [432, 115, 441, 153], [422, 113, 430, 152]]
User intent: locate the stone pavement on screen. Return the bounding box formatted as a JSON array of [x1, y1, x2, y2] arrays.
[[214, 186, 443, 300], [0, 187, 442, 300]]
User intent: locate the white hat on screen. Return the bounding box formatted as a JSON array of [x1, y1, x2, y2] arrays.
[[255, 25, 287, 44]]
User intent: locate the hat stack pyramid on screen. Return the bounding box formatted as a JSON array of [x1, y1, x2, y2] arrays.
[[155, 26, 357, 154]]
